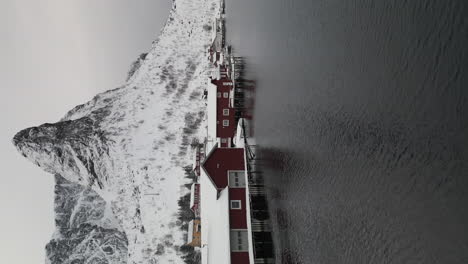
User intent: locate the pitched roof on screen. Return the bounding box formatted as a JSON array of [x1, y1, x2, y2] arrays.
[[201, 143, 220, 190]]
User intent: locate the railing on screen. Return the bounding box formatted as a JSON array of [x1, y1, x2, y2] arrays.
[[242, 120, 276, 264]]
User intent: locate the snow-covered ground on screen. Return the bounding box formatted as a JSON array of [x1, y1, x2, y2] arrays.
[[13, 0, 220, 263]]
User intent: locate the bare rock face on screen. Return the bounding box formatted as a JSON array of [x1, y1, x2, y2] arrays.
[[46, 175, 127, 264], [13, 0, 219, 263], [14, 117, 110, 190]]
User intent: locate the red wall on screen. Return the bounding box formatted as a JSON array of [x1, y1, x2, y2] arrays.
[[203, 148, 245, 189], [231, 252, 250, 264], [212, 73, 236, 140], [229, 188, 247, 229]]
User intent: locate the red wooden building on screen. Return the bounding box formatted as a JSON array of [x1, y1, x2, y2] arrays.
[[211, 66, 237, 147], [202, 144, 251, 264]]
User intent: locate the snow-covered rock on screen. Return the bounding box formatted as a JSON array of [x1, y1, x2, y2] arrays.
[[126, 53, 148, 82], [46, 175, 127, 264], [13, 0, 219, 263]]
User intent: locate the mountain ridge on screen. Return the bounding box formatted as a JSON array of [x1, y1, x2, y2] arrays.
[[13, 0, 219, 263]]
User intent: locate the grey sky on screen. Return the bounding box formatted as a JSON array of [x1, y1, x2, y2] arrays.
[[0, 1, 171, 263]]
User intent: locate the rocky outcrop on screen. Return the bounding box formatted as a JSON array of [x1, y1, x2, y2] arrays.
[[46, 175, 127, 264]]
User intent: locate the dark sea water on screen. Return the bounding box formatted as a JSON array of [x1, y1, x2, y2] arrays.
[[225, 1, 468, 263]]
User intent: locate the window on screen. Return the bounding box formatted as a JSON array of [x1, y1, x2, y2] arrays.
[[223, 92, 229, 98], [230, 200, 241, 209], [217, 92, 221, 98], [228, 171, 246, 187], [223, 109, 229, 116], [223, 120, 229, 126], [230, 230, 249, 251]]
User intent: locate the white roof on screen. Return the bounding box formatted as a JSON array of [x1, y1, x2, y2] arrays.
[[233, 118, 256, 148], [210, 18, 224, 52], [210, 19, 218, 44], [209, 64, 222, 80], [200, 168, 230, 264], [190, 183, 196, 208], [207, 82, 217, 148], [187, 219, 194, 244], [193, 149, 198, 170], [233, 118, 245, 148]]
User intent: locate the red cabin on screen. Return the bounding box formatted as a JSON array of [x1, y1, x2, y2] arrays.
[[211, 67, 236, 147], [202, 144, 250, 264]]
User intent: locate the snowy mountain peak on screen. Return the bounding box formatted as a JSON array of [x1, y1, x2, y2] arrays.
[[14, 118, 109, 190], [13, 0, 219, 263]]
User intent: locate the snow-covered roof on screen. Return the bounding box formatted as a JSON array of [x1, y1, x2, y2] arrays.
[[200, 167, 230, 264], [193, 148, 199, 171], [211, 33, 223, 52], [207, 82, 217, 146], [190, 183, 196, 209], [210, 18, 224, 52], [233, 118, 245, 148], [187, 220, 194, 244], [210, 19, 218, 44], [219, 52, 224, 65]]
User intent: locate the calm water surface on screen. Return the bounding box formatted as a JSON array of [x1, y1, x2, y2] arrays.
[[226, 1, 468, 263]]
